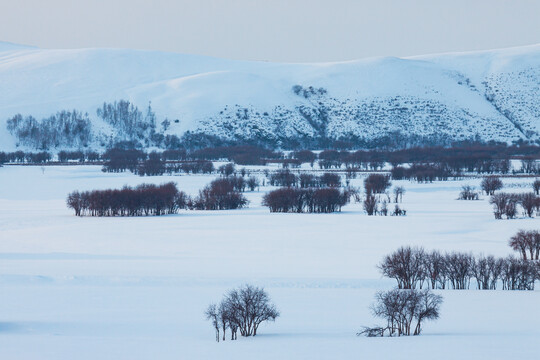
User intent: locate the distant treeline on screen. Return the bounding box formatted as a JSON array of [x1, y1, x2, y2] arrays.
[[3, 143, 540, 178]]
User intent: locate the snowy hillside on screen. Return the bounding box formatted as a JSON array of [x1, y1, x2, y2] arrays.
[[1, 42, 540, 149]]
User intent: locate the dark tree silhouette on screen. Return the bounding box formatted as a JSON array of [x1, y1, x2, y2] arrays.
[[481, 176, 503, 195], [205, 285, 279, 341]]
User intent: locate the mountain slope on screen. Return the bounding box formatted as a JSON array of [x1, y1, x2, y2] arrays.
[[1, 42, 539, 150]]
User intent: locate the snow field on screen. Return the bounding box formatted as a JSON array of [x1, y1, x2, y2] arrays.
[[0, 165, 539, 359]]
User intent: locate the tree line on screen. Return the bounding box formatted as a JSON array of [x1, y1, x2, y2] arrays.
[[66, 178, 249, 216], [66, 182, 187, 216], [262, 187, 350, 213], [379, 244, 539, 291]]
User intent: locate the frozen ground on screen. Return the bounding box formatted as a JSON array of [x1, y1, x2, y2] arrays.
[[0, 165, 539, 359]]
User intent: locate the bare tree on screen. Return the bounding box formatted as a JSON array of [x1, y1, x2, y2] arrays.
[[458, 185, 479, 200], [481, 176, 503, 195], [205, 304, 220, 342], [393, 186, 405, 203], [379, 246, 426, 289], [520, 193, 538, 218], [533, 179, 540, 195], [361, 289, 442, 337], [509, 230, 540, 260], [363, 192, 378, 216], [364, 174, 392, 194], [424, 250, 447, 289]]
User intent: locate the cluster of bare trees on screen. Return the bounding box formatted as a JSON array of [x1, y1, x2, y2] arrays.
[[191, 178, 248, 210], [166, 161, 214, 174], [205, 285, 279, 342], [391, 164, 453, 182], [268, 170, 343, 189], [490, 192, 540, 219], [358, 289, 443, 337], [509, 230, 540, 260], [458, 185, 480, 200], [97, 100, 156, 142], [363, 185, 406, 216], [481, 176, 503, 195], [298, 173, 342, 188], [7, 110, 92, 149], [379, 246, 539, 291], [67, 177, 250, 215], [102, 148, 147, 172], [364, 174, 391, 194], [262, 187, 350, 213], [66, 182, 187, 216]]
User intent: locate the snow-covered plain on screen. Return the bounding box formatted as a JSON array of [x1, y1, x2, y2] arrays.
[[0, 165, 539, 359]]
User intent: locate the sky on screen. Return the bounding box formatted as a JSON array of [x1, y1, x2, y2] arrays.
[[1, 0, 539, 62]]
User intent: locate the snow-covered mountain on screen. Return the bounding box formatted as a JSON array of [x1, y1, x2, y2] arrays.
[[1, 41, 539, 150]]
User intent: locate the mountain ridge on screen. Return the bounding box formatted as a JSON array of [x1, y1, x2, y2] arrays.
[[1, 42, 539, 150]]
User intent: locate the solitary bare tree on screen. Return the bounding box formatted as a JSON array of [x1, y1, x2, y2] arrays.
[[481, 176, 503, 195]]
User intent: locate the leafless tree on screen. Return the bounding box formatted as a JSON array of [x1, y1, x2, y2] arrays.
[[393, 186, 405, 203], [444, 252, 474, 289], [519, 193, 538, 218], [364, 174, 392, 194], [379, 247, 426, 289], [205, 304, 220, 342], [509, 230, 540, 260], [458, 185, 479, 200], [206, 285, 279, 341], [361, 289, 442, 337], [363, 192, 378, 216], [246, 176, 259, 191], [481, 176, 503, 195], [533, 179, 540, 195], [424, 250, 447, 289], [223, 285, 279, 337]]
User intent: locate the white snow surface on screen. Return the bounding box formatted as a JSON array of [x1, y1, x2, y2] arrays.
[[0, 165, 539, 359], [1, 42, 540, 149]]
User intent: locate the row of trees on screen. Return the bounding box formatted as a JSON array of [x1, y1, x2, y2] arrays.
[[289, 144, 537, 174], [191, 178, 248, 210], [268, 170, 342, 188], [0, 151, 52, 164], [262, 187, 350, 213], [66, 182, 187, 216], [379, 246, 539, 291], [66, 177, 249, 216], [391, 164, 453, 182], [205, 285, 279, 341], [490, 192, 540, 219]]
